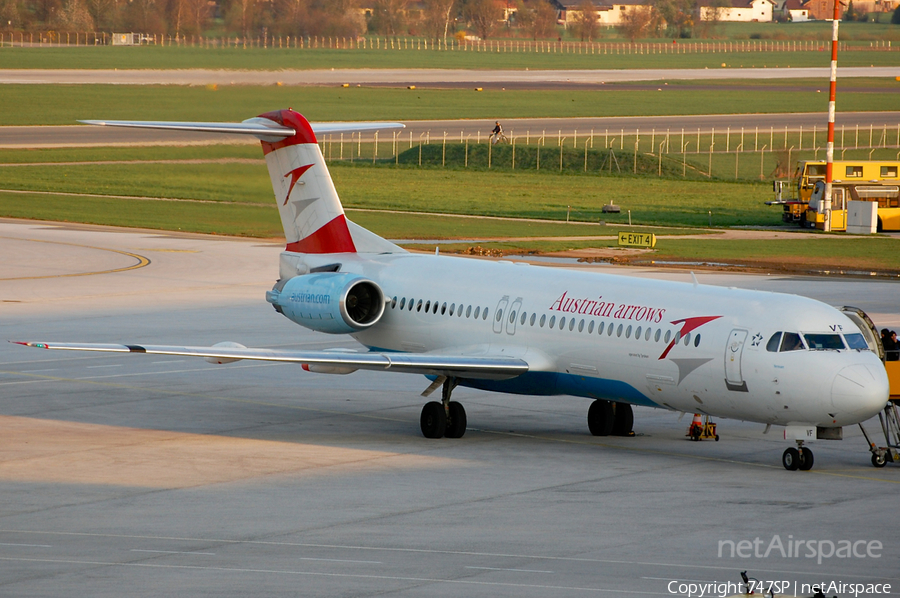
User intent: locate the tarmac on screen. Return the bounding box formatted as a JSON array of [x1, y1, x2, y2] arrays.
[[1, 219, 898, 597]]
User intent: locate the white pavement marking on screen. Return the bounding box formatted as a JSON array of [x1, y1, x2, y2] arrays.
[[466, 566, 554, 573], [130, 549, 216, 556], [0, 556, 666, 594]]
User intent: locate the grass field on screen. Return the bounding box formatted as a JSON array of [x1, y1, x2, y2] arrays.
[[2, 81, 899, 126], [0, 156, 774, 227], [3, 146, 900, 273], [1, 37, 899, 70]]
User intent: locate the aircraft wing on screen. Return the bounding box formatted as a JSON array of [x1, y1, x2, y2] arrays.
[[12, 341, 528, 380], [78, 119, 405, 140]]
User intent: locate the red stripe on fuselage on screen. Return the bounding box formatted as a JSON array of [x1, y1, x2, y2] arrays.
[[658, 315, 721, 360], [285, 214, 357, 254]]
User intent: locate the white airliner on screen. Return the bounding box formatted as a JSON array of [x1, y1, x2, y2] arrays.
[[15, 109, 891, 471]]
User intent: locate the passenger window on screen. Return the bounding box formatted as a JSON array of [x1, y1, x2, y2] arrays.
[[766, 332, 782, 352], [635, 326, 642, 339], [683, 332, 691, 346], [549, 315, 556, 328], [508, 310, 516, 324], [466, 305, 472, 318], [617, 324, 623, 337], [609, 323, 615, 336], [399, 297, 406, 310], [881, 166, 898, 178], [844, 333, 869, 350], [694, 334, 701, 347], [645, 328, 651, 341], [416, 299, 423, 312], [474, 306, 480, 319], [598, 322, 605, 335], [530, 313, 536, 326], [496, 309, 503, 322], [482, 308, 489, 320], [570, 319, 577, 332], [391, 296, 397, 308], [803, 333, 845, 350], [559, 317, 566, 330], [654, 329, 661, 342], [664, 330, 671, 343], [588, 321, 594, 334], [449, 303, 455, 316], [540, 314, 546, 327], [520, 312, 526, 325], [441, 302, 447, 315], [780, 332, 804, 352]]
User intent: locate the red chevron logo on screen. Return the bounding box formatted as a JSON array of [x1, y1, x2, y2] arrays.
[[283, 164, 314, 205]]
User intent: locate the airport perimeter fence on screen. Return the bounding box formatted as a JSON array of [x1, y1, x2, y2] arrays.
[[1, 31, 896, 53], [319, 121, 900, 182]]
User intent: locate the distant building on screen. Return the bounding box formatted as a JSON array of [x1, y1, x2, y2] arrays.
[[552, 0, 651, 26], [800, 0, 845, 19], [699, 0, 775, 21]]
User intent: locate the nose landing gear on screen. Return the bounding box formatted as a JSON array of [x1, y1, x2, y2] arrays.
[[782, 441, 814, 471]]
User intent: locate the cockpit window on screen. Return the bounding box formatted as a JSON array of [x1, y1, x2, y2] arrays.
[[780, 332, 805, 352], [803, 333, 846, 350], [766, 332, 782, 352], [844, 333, 869, 351]]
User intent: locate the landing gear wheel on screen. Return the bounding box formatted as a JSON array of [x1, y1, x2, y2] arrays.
[[420, 401, 446, 439], [798, 447, 814, 471], [611, 403, 634, 437], [588, 400, 614, 436], [782, 447, 800, 471], [444, 401, 467, 439], [872, 452, 887, 468]]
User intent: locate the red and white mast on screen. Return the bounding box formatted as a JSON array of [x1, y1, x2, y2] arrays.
[[823, 0, 842, 232]]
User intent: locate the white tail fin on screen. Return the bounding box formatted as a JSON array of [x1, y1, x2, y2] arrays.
[[257, 109, 358, 254], [81, 110, 405, 254]]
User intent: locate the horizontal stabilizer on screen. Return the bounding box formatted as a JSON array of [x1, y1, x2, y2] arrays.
[[13, 341, 529, 380], [78, 119, 405, 142]]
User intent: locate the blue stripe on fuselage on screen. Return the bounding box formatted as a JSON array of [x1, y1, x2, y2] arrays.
[[459, 372, 661, 408]]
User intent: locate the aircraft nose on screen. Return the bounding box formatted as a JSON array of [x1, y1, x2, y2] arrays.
[[831, 363, 889, 424]]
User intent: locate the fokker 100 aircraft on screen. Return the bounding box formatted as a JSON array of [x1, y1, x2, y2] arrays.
[[15, 109, 890, 471]]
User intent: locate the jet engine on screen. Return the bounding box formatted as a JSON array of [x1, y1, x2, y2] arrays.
[[266, 273, 386, 335]]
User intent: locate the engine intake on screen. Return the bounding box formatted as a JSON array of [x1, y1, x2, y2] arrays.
[[267, 273, 386, 334]]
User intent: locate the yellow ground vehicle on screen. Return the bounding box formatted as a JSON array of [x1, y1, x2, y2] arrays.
[[769, 160, 900, 228], [805, 181, 900, 231]]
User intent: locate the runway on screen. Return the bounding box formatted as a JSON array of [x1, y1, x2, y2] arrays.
[[1, 220, 898, 597], [2, 66, 899, 86], [3, 112, 899, 148]]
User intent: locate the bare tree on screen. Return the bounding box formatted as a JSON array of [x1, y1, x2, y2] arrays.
[[224, 0, 261, 38], [368, 0, 407, 34], [519, 0, 556, 39], [571, 0, 599, 41], [422, 0, 456, 42], [650, 0, 694, 38], [695, 0, 728, 37], [617, 4, 653, 41], [55, 0, 94, 28], [123, 0, 166, 34], [464, 0, 500, 39]]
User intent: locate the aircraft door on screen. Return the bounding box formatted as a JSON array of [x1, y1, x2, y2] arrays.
[[505, 297, 523, 335], [725, 329, 748, 392], [492, 295, 509, 334]]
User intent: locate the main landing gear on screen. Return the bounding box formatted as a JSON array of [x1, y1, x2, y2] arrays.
[[587, 399, 634, 437], [782, 441, 814, 471], [420, 377, 467, 439]]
